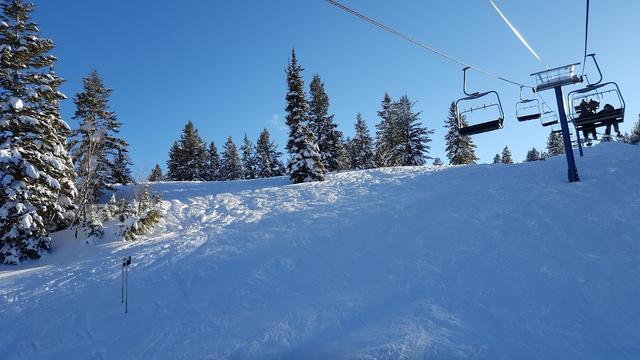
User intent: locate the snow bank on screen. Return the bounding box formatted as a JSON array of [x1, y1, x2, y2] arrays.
[[1, 142, 639, 359]]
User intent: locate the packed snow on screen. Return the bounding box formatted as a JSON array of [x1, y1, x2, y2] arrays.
[[0, 142, 639, 359]]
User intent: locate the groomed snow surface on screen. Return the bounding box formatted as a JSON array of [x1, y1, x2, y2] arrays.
[[1, 142, 639, 359]]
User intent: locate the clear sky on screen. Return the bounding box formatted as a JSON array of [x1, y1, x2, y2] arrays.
[[34, 0, 639, 178]]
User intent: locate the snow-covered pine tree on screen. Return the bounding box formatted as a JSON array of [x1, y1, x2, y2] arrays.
[[101, 192, 117, 221], [220, 136, 243, 180], [255, 128, 283, 178], [148, 164, 163, 182], [0, 0, 77, 264], [444, 102, 478, 165], [70, 70, 129, 200], [385, 96, 433, 166], [493, 154, 502, 164], [526, 147, 541, 162], [501, 146, 514, 164], [432, 158, 443, 167], [350, 113, 376, 169], [240, 133, 256, 179], [284, 49, 324, 183], [546, 131, 565, 157], [207, 141, 221, 181], [166, 121, 208, 181], [308, 74, 345, 172], [112, 147, 133, 185], [375, 93, 396, 167]]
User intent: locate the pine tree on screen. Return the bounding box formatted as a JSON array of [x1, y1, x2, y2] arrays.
[[444, 102, 478, 165], [166, 121, 208, 181], [0, 0, 77, 263], [240, 133, 256, 179], [493, 154, 502, 164], [628, 115, 640, 145], [255, 128, 283, 178], [101, 192, 117, 221], [70, 70, 129, 201], [526, 147, 541, 162], [308, 74, 345, 172], [350, 113, 376, 169], [501, 146, 514, 164], [112, 147, 133, 185], [220, 136, 243, 180], [148, 164, 163, 182], [375, 93, 395, 167], [546, 132, 565, 157], [387, 96, 433, 166], [432, 158, 443, 167], [284, 49, 324, 183], [207, 141, 221, 181]]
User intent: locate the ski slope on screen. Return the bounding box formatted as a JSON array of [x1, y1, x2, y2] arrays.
[[1, 142, 639, 359]]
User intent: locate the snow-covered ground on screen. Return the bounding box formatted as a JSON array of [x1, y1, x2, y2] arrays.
[[1, 142, 639, 359]]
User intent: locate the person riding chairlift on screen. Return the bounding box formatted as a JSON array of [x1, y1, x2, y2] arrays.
[[577, 99, 598, 142], [601, 104, 622, 139]]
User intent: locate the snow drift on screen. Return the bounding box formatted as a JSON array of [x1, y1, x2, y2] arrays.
[[1, 142, 639, 359]]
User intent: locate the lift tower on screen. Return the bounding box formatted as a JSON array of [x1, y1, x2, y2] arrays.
[[531, 64, 583, 183]]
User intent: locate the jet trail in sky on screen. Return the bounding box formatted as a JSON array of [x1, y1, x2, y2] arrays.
[[489, 0, 543, 63]]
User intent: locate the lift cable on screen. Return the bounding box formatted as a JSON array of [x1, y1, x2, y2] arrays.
[[324, 0, 533, 89]]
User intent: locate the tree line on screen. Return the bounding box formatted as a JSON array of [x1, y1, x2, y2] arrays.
[[0, 0, 156, 265]]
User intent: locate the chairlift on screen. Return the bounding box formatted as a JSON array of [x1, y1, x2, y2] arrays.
[[456, 67, 504, 136], [568, 54, 625, 132], [539, 102, 558, 127], [516, 86, 541, 122], [541, 110, 559, 127]]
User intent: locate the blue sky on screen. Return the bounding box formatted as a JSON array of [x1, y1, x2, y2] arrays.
[[34, 0, 639, 178]]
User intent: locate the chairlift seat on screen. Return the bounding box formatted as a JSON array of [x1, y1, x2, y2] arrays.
[[572, 108, 624, 130], [517, 113, 541, 122], [458, 118, 503, 136]]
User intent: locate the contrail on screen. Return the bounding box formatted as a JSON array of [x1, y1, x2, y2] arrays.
[[489, 0, 543, 63]]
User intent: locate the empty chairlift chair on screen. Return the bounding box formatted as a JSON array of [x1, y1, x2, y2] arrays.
[[568, 54, 625, 132], [456, 67, 505, 136], [516, 86, 541, 122]]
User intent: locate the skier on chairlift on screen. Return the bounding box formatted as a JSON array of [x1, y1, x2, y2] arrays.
[[577, 99, 597, 143], [601, 104, 622, 140]]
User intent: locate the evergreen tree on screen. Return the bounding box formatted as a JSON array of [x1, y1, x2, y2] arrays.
[[375, 93, 395, 167], [220, 136, 243, 180], [308, 74, 345, 171], [386, 96, 433, 166], [546, 132, 565, 157], [350, 113, 376, 169], [284, 49, 324, 183], [207, 141, 221, 180], [444, 102, 478, 165], [70, 70, 129, 202], [628, 115, 640, 145], [0, 0, 77, 263], [112, 147, 133, 185], [255, 128, 284, 178], [240, 133, 256, 179], [148, 164, 163, 182], [432, 158, 443, 167], [493, 154, 502, 164], [501, 146, 514, 164], [526, 147, 541, 162], [166, 121, 208, 181]]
